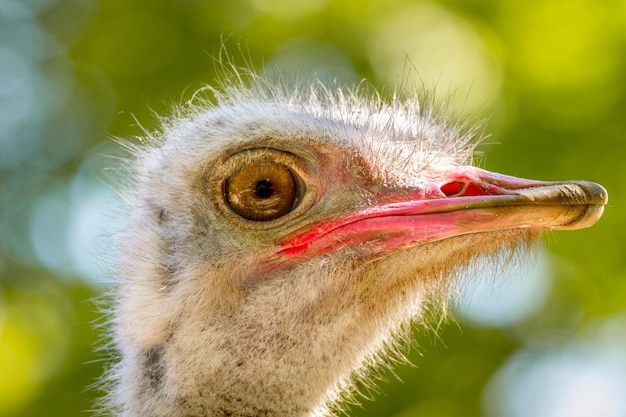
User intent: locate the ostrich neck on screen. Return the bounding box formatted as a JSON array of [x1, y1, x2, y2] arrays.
[[116, 258, 424, 417]]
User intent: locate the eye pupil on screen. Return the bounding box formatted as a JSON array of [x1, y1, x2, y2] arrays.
[[255, 179, 274, 198]]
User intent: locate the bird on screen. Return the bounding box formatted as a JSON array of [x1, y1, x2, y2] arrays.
[[104, 70, 607, 417]]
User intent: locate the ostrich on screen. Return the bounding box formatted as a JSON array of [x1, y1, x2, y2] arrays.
[[107, 72, 607, 417]]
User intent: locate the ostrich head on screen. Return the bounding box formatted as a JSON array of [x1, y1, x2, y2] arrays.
[[108, 74, 607, 417]]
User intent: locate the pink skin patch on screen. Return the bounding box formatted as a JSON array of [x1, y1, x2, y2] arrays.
[[271, 167, 606, 264]]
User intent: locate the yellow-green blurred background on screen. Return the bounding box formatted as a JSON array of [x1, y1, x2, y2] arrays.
[[1, 0, 624, 416]]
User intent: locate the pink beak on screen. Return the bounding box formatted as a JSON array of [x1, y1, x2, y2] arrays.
[[276, 167, 607, 260]]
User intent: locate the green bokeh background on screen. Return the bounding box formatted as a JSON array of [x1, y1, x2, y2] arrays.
[[1, 0, 624, 416]]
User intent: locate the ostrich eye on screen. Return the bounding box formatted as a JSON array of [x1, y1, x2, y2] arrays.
[[225, 162, 298, 221]]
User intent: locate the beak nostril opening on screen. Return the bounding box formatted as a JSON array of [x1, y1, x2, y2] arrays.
[[441, 181, 467, 197], [441, 181, 491, 197]]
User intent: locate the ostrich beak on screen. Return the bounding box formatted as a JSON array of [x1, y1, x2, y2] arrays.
[[277, 167, 608, 260]]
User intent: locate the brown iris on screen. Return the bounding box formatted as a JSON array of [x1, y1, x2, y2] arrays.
[[225, 162, 297, 221]]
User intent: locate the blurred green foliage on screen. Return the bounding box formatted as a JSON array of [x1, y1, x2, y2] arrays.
[[0, 0, 624, 416]]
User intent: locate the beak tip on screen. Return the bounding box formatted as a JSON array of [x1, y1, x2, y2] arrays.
[[579, 181, 609, 205], [552, 181, 607, 230]]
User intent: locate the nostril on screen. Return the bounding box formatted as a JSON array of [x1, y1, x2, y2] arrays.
[[441, 181, 489, 197], [441, 181, 467, 197]]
